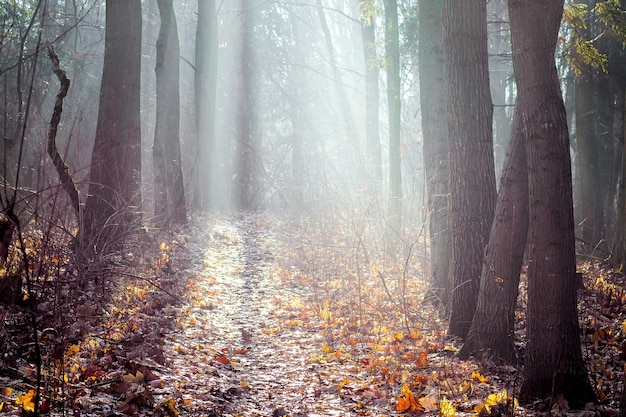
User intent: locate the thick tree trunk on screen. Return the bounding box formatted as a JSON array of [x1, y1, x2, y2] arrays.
[[418, 0, 451, 310], [508, 0, 595, 404], [460, 99, 527, 363], [83, 0, 142, 254], [154, 0, 187, 227], [444, 0, 496, 338]]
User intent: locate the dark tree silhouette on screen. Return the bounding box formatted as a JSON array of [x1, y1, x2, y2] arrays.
[[508, 0, 595, 403], [444, 0, 496, 338], [83, 0, 142, 254]]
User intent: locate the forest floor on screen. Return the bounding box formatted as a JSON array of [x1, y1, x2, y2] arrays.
[[0, 211, 625, 416]]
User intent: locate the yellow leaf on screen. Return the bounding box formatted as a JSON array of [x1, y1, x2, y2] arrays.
[[240, 380, 250, 390], [1, 387, 13, 397], [16, 389, 36, 412], [440, 397, 456, 417], [337, 379, 350, 390], [122, 371, 144, 383], [479, 390, 518, 413], [155, 398, 179, 416], [66, 344, 80, 356], [395, 331, 404, 341], [471, 370, 489, 383]]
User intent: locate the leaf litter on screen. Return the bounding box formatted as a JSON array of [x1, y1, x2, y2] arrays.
[[0, 211, 624, 416]]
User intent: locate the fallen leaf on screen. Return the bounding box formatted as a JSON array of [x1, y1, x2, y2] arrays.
[[440, 397, 456, 417], [215, 354, 230, 365], [16, 389, 36, 413]]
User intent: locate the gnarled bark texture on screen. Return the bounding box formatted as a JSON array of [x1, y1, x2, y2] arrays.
[[508, 0, 595, 404], [444, 0, 496, 338]]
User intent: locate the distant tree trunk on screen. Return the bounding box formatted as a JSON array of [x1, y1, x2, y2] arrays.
[[509, 0, 595, 404], [360, 7, 383, 198], [153, 0, 187, 227], [574, 0, 604, 252], [194, 0, 218, 211], [234, 2, 261, 210], [444, 0, 496, 338], [83, 0, 142, 254], [384, 0, 402, 236], [488, 0, 512, 179], [612, 87, 626, 266], [576, 68, 603, 250], [418, 0, 451, 309], [460, 99, 527, 363]]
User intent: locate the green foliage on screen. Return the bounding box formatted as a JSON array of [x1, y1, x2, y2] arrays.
[[359, 0, 376, 26], [563, 3, 589, 31], [572, 37, 609, 74], [596, 0, 626, 45], [562, 1, 626, 76]]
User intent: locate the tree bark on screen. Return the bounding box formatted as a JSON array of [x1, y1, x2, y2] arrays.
[[444, 0, 496, 338], [460, 99, 527, 363], [83, 0, 142, 254], [508, 0, 595, 404], [418, 0, 451, 310], [154, 0, 187, 227]]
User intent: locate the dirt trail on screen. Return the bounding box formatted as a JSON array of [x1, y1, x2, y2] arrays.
[[159, 213, 363, 417]]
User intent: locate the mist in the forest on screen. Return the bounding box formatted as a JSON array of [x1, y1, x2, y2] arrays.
[[172, 1, 425, 218]]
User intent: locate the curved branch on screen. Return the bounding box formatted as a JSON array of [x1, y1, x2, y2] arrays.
[[46, 41, 80, 217]]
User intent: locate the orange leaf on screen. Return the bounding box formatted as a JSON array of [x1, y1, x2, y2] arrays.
[[215, 354, 230, 365], [396, 395, 411, 412], [396, 386, 425, 413], [415, 350, 429, 367]]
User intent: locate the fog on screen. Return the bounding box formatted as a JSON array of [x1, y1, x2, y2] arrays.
[[168, 0, 425, 220]]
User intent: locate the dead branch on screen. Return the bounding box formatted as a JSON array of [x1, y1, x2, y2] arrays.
[[45, 41, 80, 218]]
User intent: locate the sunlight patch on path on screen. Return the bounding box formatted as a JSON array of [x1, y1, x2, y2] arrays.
[[158, 213, 363, 416]]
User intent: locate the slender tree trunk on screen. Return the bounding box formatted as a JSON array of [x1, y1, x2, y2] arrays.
[[488, 0, 512, 180], [612, 86, 626, 266], [384, 0, 402, 237], [154, 0, 186, 227], [361, 11, 383, 198], [575, 29, 604, 251], [509, 0, 595, 404], [460, 99, 527, 363], [235, 2, 261, 210], [418, 0, 451, 310], [444, 0, 496, 338], [194, 0, 218, 210]]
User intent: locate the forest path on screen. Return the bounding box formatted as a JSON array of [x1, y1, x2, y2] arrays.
[[159, 213, 361, 417]]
